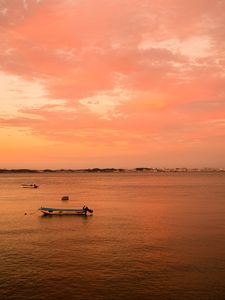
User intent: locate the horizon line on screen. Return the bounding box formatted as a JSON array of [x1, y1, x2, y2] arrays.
[[0, 167, 225, 173]]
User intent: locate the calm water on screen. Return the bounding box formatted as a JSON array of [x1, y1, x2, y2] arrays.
[[0, 172, 225, 300]]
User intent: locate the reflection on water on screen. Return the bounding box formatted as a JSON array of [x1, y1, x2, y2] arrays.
[[0, 172, 225, 300]]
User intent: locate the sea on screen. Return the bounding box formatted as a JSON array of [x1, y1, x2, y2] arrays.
[[0, 172, 225, 300]]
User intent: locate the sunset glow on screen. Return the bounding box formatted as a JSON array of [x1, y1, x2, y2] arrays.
[[1, 0, 225, 168]]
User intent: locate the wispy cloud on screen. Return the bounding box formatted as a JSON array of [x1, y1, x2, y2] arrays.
[[0, 0, 225, 167]]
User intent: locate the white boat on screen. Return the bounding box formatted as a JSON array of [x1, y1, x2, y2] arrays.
[[39, 206, 93, 216], [22, 184, 39, 188]]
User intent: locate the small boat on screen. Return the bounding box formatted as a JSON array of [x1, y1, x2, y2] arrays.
[[22, 184, 39, 188], [61, 195, 69, 200], [39, 205, 93, 216]]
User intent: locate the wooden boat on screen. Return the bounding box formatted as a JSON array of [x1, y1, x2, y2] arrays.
[[61, 195, 69, 200], [39, 205, 93, 216], [22, 184, 39, 188]]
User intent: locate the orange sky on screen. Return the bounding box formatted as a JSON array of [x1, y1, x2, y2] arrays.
[[0, 0, 225, 169]]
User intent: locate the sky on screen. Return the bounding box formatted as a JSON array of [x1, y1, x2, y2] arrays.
[[0, 0, 225, 169]]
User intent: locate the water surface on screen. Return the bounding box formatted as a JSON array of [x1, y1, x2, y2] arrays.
[[0, 172, 225, 299]]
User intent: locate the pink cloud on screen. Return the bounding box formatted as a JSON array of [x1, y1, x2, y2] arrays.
[[1, 0, 225, 167]]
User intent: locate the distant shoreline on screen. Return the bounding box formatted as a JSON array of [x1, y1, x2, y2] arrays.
[[0, 167, 224, 173]]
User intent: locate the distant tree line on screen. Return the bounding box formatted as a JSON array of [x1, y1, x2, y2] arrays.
[[0, 167, 224, 173], [0, 169, 39, 173]]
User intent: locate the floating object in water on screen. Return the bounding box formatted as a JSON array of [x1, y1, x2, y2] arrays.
[[39, 206, 93, 216], [22, 184, 39, 188], [61, 195, 69, 200]]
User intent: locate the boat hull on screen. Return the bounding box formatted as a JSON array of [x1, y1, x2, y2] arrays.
[[39, 207, 92, 216], [22, 184, 38, 188]]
